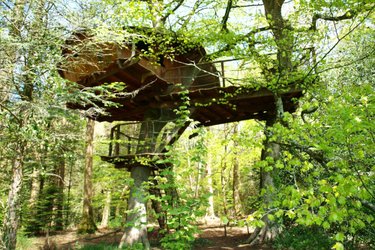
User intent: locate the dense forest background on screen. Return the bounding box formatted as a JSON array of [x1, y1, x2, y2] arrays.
[[0, 0, 374, 249]]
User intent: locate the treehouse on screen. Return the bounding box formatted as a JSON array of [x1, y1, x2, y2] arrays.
[[59, 29, 302, 247], [59, 30, 302, 169]]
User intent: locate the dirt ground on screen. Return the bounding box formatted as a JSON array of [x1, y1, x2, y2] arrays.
[[29, 225, 274, 249]]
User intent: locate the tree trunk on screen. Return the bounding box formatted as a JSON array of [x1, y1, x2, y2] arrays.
[[2, 1, 27, 247], [120, 112, 169, 249], [119, 166, 151, 249], [29, 167, 41, 209], [232, 123, 242, 217], [247, 0, 292, 245], [248, 121, 280, 244], [220, 127, 229, 219], [206, 154, 216, 218], [2, 147, 24, 250], [78, 118, 97, 234], [149, 179, 166, 231], [65, 160, 74, 227], [53, 157, 65, 231], [100, 190, 111, 228], [28, 167, 41, 231]]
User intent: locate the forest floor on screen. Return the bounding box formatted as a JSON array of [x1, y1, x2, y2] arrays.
[[29, 225, 274, 249]]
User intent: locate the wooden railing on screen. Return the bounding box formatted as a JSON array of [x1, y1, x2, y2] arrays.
[[162, 58, 246, 88], [108, 120, 177, 157]]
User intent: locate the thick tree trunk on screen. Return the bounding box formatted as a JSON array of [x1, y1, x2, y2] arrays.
[[119, 166, 151, 249], [120, 112, 171, 249], [2, 148, 24, 250], [247, 0, 292, 245], [78, 118, 97, 234], [2, 1, 26, 247], [100, 190, 111, 228], [248, 121, 280, 244]]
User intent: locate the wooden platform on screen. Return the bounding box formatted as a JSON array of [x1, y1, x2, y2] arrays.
[[62, 54, 302, 125], [70, 83, 301, 125]]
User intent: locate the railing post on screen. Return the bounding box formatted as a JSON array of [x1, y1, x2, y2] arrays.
[[115, 125, 120, 156], [221, 61, 225, 87], [127, 135, 131, 155], [109, 126, 114, 157]]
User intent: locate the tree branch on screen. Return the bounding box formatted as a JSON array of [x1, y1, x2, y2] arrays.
[[160, 0, 185, 24], [310, 10, 357, 30], [232, 3, 264, 8], [0, 102, 22, 124], [179, 0, 204, 30], [221, 0, 233, 32]]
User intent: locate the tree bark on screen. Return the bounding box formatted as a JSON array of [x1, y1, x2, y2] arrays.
[[2, 145, 24, 250], [119, 166, 152, 249], [100, 190, 111, 228], [78, 118, 97, 234]]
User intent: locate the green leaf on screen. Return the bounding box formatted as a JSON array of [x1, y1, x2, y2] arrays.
[[335, 232, 345, 242], [221, 216, 229, 225], [267, 214, 275, 221], [332, 242, 344, 250]]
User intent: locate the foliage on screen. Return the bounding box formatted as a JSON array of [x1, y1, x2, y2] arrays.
[[15, 231, 34, 250], [0, 0, 374, 249], [153, 159, 207, 250], [273, 225, 334, 250], [248, 21, 375, 248]]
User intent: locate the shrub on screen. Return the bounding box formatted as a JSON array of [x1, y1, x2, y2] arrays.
[[273, 225, 334, 250]]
